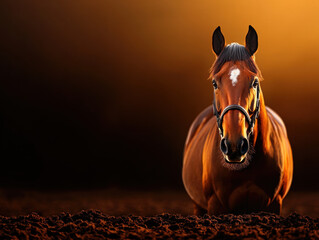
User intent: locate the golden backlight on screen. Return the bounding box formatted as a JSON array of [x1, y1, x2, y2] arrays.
[[1, 0, 318, 189]]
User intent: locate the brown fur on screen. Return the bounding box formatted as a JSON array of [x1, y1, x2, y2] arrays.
[[183, 41, 293, 215]]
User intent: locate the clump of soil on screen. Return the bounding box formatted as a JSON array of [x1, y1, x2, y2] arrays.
[[0, 210, 318, 239]]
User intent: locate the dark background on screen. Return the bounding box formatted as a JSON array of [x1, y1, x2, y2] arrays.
[[0, 0, 318, 191]]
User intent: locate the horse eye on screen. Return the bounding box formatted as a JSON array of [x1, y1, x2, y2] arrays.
[[212, 79, 218, 89], [252, 78, 259, 88]]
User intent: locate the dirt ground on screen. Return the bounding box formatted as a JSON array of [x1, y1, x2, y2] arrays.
[[1, 210, 318, 239], [0, 189, 318, 239]]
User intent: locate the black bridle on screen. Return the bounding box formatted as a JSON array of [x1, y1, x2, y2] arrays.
[[212, 83, 261, 139]]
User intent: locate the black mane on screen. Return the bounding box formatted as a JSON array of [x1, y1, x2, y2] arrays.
[[211, 43, 259, 76]]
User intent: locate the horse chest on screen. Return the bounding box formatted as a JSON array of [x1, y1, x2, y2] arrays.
[[227, 182, 270, 212], [211, 159, 282, 211]]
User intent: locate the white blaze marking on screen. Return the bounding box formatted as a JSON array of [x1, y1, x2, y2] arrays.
[[229, 68, 240, 86]]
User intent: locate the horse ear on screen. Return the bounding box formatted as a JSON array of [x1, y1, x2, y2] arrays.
[[212, 26, 225, 56], [245, 25, 258, 55]]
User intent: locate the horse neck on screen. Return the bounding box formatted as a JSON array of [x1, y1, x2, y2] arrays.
[[253, 91, 270, 151]]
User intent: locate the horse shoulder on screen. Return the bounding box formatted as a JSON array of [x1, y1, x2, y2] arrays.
[[185, 105, 214, 149], [183, 105, 215, 209], [266, 107, 287, 135], [265, 106, 293, 199]]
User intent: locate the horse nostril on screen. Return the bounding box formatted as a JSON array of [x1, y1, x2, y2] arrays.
[[240, 137, 249, 155], [220, 138, 229, 155]]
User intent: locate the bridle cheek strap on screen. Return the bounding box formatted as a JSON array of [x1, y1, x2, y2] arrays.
[[213, 84, 260, 139]]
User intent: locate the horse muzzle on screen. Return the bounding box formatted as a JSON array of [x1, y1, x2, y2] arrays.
[[220, 137, 249, 163]]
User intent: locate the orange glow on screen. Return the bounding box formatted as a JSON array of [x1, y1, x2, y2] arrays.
[[0, 0, 317, 189]]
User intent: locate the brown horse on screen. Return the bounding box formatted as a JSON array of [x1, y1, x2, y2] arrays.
[[182, 26, 293, 215]]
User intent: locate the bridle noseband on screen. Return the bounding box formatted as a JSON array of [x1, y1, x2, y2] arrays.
[[212, 83, 260, 139]]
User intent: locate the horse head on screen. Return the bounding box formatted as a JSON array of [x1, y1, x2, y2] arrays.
[[211, 26, 262, 164]]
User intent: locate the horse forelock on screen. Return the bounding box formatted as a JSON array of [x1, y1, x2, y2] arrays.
[[210, 43, 262, 79]]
